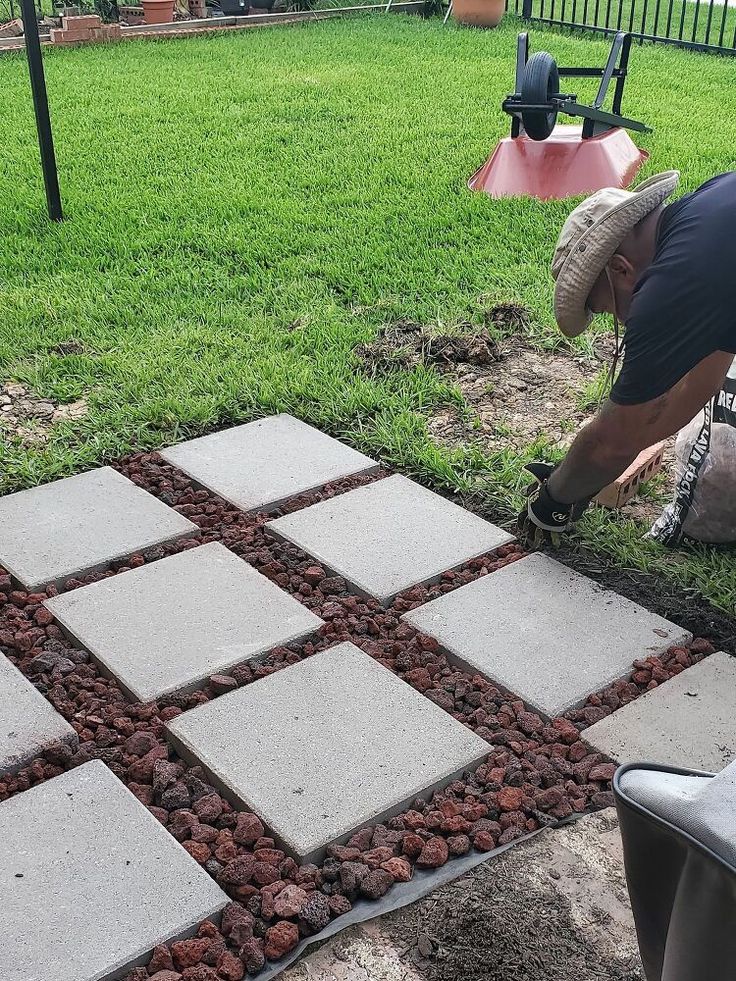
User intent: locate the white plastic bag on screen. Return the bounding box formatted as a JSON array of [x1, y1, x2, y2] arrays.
[[649, 358, 736, 545]]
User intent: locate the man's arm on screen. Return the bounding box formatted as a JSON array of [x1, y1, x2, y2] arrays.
[[547, 350, 733, 505]]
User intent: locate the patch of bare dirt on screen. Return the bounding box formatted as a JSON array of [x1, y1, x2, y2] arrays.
[[356, 305, 527, 375], [426, 334, 610, 456], [0, 382, 88, 446]]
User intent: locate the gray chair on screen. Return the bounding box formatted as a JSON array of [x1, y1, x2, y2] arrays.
[[614, 760, 736, 981]]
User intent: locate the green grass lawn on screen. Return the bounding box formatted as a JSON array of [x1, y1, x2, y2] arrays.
[[0, 14, 734, 612]]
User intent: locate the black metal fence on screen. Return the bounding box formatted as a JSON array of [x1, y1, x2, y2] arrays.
[[511, 0, 736, 54]]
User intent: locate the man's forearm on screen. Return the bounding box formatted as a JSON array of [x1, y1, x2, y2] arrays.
[[546, 415, 638, 505]]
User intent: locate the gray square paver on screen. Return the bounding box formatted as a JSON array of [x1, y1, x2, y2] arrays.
[[160, 415, 379, 512], [166, 642, 489, 861], [45, 542, 324, 702], [584, 652, 736, 772], [0, 655, 78, 775], [0, 760, 227, 981], [0, 466, 197, 590], [266, 474, 515, 604], [402, 554, 691, 719]]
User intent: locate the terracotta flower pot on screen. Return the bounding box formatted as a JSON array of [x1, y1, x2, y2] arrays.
[[142, 0, 176, 23], [452, 0, 504, 27]]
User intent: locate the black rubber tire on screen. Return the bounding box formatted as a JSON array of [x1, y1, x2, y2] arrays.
[[520, 51, 560, 142]]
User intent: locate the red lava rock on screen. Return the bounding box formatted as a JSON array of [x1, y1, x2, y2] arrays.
[[209, 674, 238, 695], [347, 827, 374, 851], [264, 921, 300, 961], [551, 718, 580, 745], [403, 810, 426, 831], [298, 891, 331, 931], [252, 862, 280, 886], [592, 791, 615, 809], [416, 837, 449, 869], [148, 944, 176, 973], [181, 968, 219, 981], [326, 844, 362, 862], [167, 809, 199, 841], [219, 856, 256, 887], [360, 868, 394, 900], [273, 885, 309, 918], [239, 938, 265, 975], [216, 951, 245, 981], [402, 833, 425, 859], [233, 813, 265, 845], [589, 763, 617, 782], [148, 806, 169, 824], [405, 667, 432, 692], [215, 842, 238, 864], [221, 903, 256, 943], [124, 731, 158, 757], [447, 835, 471, 856], [327, 894, 352, 917], [161, 781, 192, 811], [441, 815, 472, 834], [339, 861, 368, 894], [182, 840, 211, 863], [153, 759, 181, 794], [473, 831, 496, 851], [381, 857, 413, 882], [303, 566, 325, 586], [193, 793, 223, 823], [172, 938, 210, 969], [128, 745, 168, 782], [362, 846, 394, 869], [191, 824, 218, 845], [568, 741, 589, 763], [253, 848, 285, 866], [497, 786, 524, 812], [149, 972, 182, 981]]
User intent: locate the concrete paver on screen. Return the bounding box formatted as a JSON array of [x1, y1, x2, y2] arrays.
[[267, 474, 514, 604], [0, 466, 197, 590], [0, 655, 78, 775], [584, 651, 736, 771], [45, 542, 324, 702], [402, 554, 690, 718], [0, 760, 227, 981], [166, 642, 488, 861], [160, 414, 379, 512]]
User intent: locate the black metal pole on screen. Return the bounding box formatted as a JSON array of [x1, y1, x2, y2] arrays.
[[20, 0, 63, 222]]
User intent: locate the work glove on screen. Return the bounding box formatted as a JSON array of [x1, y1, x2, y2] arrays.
[[517, 462, 589, 547]]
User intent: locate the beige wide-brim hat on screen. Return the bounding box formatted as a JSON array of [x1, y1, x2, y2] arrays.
[[552, 171, 680, 338]]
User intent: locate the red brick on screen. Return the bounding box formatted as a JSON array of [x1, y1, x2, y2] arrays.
[[595, 442, 665, 509]]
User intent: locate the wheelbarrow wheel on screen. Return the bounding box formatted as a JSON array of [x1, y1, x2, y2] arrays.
[[521, 51, 560, 141]]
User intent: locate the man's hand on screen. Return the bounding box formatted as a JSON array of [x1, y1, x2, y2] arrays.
[[517, 462, 588, 546]]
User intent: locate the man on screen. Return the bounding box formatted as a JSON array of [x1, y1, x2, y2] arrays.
[[521, 170, 736, 540]]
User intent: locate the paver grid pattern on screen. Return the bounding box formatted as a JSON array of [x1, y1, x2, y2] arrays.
[[0, 466, 198, 590], [402, 553, 692, 718], [267, 473, 515, 603], [0, 760, 227, 981], [44, 541, 324, 702], [166, 642, 490, 861], [160, 415, 380, 512], [583, 651, 736, 772], [0, 416, 726, 981], [0, 654, 78, 775]]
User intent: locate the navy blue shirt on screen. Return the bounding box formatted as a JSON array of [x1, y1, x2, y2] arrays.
[[611, 172, 736, 406]]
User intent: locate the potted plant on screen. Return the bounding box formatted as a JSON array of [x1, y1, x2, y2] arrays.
[[142, 0, 176, 23], [452, 0, 504, 27]]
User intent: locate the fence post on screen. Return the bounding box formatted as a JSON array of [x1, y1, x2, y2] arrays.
[[20, 0, 63, 222], [521, 0, 532, 17]]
